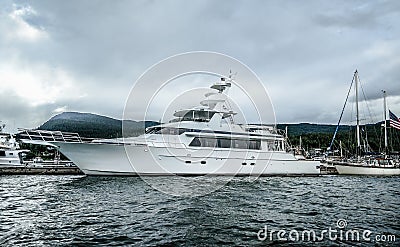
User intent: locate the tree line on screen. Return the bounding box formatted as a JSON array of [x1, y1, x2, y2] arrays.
[[282, 123, 400, 155]]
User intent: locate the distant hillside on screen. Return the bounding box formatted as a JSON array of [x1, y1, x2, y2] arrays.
[[277, 123, 352, 136], [39, 112, 159, 138]]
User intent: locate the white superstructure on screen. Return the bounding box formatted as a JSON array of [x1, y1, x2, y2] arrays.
[[19, 76, 321, 176]]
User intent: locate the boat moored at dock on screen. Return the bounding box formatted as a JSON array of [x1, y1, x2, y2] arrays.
[[329, 71, 400, 176], [0, 129, 29, 167], [19, 75, 321, 176], [333, 159, 400, 175]]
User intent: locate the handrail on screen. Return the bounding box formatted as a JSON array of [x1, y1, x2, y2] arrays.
[[17, 128, 86, 143]]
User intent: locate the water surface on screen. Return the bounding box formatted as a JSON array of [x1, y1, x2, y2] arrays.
[[0, 175, 398, 246]]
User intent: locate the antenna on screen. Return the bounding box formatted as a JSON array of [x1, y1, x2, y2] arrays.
[[228, 69, 237, 81], [0, 121, 5, 132]]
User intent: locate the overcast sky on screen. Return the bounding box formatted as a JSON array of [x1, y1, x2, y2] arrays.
[[1, 0, 399, 133]]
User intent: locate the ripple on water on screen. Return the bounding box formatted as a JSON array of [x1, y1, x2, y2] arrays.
[[0, 175, 399, 246]]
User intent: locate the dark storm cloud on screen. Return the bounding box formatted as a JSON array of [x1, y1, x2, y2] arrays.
[[314, 0, 400, 29], [1, 0, 399, 132]]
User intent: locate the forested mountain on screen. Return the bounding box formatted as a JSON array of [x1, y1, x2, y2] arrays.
[[38, 112, 158, 138]]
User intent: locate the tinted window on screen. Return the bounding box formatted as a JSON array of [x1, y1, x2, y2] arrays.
[[217, 139, 232, 148], [249, 140, 261, 150], [189, 137, 261, 150], [189, 138, 201, 147], [150, 127, 186, 135], [182, 111, 216, 122], [145, 127, 161, 134], [201, 138, 216, 148], [234, 140, 247, 149]]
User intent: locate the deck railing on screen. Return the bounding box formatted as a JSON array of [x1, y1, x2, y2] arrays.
[[17, 129, 87, 143]]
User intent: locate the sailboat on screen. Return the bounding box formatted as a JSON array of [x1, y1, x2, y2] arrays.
[[332, 71, 400, 175]]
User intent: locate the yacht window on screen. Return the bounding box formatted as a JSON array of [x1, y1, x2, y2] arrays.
[[159, 128, 175, 135], [217, 139, 232, 148], [201, 138, 217, 148], [234, 140, 248, 149], [189, 137, 261, 150], [249, 140, 261, 150], [0, 151, 5, 156], [189, 137, 216, 147], [182, 111, 216, 122], [145, 127, 161, 134], [189, 138, 201, 147], [153, 127, 185, 135]]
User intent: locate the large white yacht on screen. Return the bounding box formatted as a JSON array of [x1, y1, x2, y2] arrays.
[[20, 77, 321, 176]]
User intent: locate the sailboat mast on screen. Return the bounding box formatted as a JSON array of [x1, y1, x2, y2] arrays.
[[355, 70, 361, 154], [285, 126, 288, 139], [383, 90, 388, 153], [299, 136, 302, 149], [340, 140, 343, 157]]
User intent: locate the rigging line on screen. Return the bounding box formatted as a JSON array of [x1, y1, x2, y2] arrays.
[[359, 79, 381, 149], [359, 77, 376, 124], [329, 76, 355, 151]]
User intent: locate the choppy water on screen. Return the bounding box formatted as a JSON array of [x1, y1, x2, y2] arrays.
[[0, 175, 399, 246]]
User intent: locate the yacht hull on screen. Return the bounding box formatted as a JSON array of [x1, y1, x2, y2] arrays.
[[54, 142, 321, 176], [335, 163, 400, 175]]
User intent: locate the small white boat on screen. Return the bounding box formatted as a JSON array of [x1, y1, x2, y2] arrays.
[[0, 149, 29, 166], [0, 130, 29, 167], [334, 159, 400, 175]]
